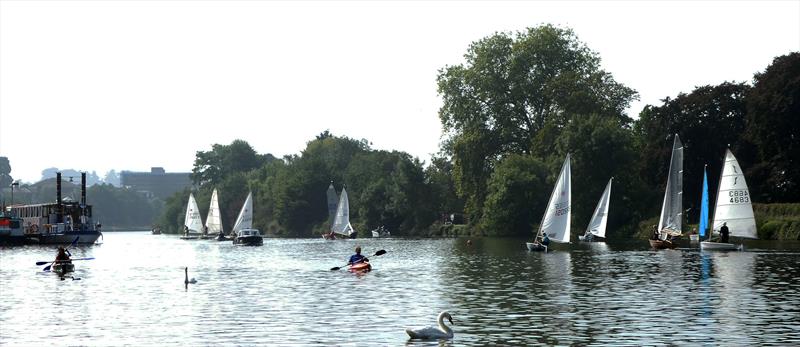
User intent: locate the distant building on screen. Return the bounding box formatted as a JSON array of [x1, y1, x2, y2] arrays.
[[120, 167, 192, 199]]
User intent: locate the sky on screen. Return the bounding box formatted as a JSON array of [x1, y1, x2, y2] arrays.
[[1, 1, 798, 184]]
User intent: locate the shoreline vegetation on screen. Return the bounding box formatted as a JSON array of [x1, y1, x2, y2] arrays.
[[3, 25, 797, 241]]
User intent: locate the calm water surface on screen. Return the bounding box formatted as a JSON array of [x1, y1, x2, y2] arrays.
[[1, 232, 800, 346]]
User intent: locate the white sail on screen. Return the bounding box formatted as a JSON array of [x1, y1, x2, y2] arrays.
[[331, 187, 355, 236], [205, 188, 223, 235], [658, 135, 683, 236], [184, 193, 203, 233], [586, 177, 612, 238], [537, 154, 571, 243], [712, 149, 757, 239], [232, 192, 253, 234]]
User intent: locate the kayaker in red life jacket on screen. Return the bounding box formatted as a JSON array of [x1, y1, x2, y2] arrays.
[[348, 246, 368, 265]]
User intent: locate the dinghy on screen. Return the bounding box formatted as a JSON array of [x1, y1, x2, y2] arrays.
[[203, 189, 223, 240], [650, 135, 683, 250], [327, 186, 356, 239], [527, 154, 571, 251], [701, 149, 757, 250], [180, 193, 203, 240], [579, 178, 612, 242]]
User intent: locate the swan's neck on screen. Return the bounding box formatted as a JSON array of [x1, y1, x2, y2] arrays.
[[437, 315, 452, 335]]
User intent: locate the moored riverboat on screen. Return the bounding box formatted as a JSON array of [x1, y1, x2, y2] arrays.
[[6, 172, 101, 245]]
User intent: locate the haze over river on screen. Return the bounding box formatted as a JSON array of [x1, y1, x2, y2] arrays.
[[2, 232, 799, 346]]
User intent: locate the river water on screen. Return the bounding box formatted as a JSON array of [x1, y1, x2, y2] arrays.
[[1, 232, 799, 346]]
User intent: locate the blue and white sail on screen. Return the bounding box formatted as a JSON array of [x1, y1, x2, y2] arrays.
[[699, 166, 709, 239]]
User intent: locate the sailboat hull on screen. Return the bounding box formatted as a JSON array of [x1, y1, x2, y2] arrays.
[[578, 234, 605, 242], [700, 241, 741, 251], [526, 242, 548, 252], [649, 239, 677, 249]]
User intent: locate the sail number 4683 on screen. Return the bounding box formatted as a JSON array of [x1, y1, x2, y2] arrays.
[[729, 190, 750, 203]]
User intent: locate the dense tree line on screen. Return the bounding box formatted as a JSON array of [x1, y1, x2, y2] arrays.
[[155, 25, 797, 239]]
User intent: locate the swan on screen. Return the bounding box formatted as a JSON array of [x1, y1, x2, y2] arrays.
[[184, 267, 197, 284], [405, 311, 454, 340]]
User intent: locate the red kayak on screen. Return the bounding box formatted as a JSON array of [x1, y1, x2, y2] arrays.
[[348, 262, 371, 272]]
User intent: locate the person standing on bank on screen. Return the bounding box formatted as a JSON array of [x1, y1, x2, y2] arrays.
[[720, 222, 730, 243]]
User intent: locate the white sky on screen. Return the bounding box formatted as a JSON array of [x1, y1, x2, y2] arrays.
[[1, 1, 798, 183]]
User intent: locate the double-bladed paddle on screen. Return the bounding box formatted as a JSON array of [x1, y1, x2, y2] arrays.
[[42, 236, 80, 272], [36, 257, 95, 266], [330, 249, 386, 271]]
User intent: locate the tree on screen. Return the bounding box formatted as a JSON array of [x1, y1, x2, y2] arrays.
[[191, 139, 272, 186], [0, 157, 12, 190], [437, 24, 638, 221], [480, 154, 549, 236], [746, 52, 800, 202], [633, 82, 752, 221]]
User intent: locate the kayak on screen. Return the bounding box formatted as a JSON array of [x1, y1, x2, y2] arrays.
[[348, 262, 371, 273], [52, 262, 75, 274]]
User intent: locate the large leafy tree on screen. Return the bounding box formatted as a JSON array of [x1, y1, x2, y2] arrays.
[[191, 139, 273, 186], [437, 24, 638, 221], [745, 52, 800, 202]]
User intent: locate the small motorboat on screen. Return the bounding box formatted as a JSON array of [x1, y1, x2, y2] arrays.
[[233, 228, 263, 246]]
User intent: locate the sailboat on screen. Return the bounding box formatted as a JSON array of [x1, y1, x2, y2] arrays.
[[649, 134, 683, 249], [328, 186, 356, 239], [231, 192, 263, 246], [526, 154, 571, 252], [693, 165, 710, 243], [180, 193, 203, 240], [579, 177, 612, 242], [202, 189, 226, 241], [701, 149, 757, 250]]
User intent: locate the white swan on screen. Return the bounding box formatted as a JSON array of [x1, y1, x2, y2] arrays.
[[405, 311, 454, 340], [184, 267, 197, 284]]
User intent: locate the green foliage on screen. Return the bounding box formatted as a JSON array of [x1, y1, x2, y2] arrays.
[[191, 139, 274, 187], [632, 82, 752, 224], [437, 24, 638, 221], [88, 184, 161, 229], [0, 157, 11, 189], [745, 52, 800, 202], [480, 154, 548, 236]]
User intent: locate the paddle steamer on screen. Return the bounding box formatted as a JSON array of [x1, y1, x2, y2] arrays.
[[5, 172, 102, 245]]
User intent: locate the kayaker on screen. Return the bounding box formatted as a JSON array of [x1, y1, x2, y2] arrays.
[[54, 246, 72, 265], [348, 246, 369, 265]]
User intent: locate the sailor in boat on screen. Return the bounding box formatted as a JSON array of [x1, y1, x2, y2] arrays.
[[348, 246, 369, 266], [650, 225, 660, 240], [720, 222, 730, 243]]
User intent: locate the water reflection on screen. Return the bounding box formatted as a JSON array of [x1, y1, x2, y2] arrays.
[[2, 234, 800, 345]]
